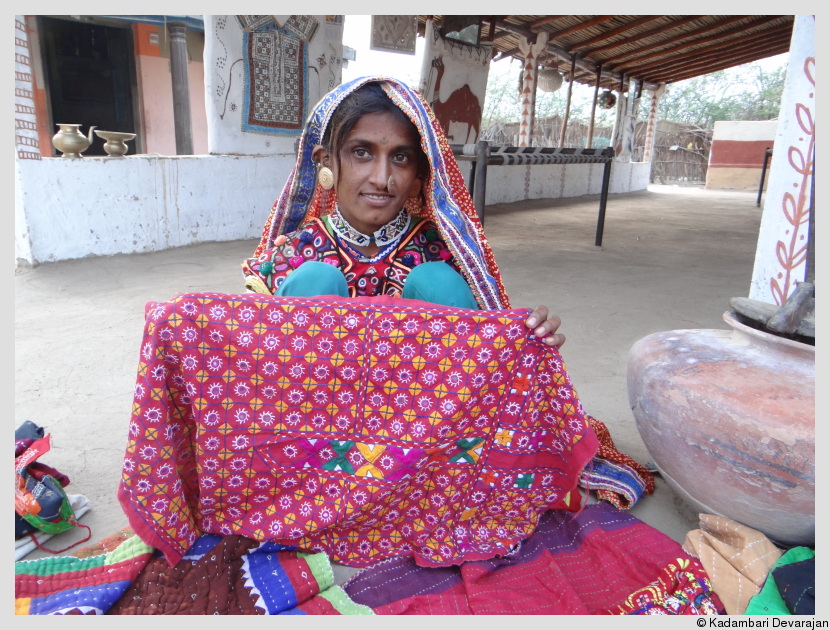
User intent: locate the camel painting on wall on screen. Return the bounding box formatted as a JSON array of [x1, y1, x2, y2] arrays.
[[419, 20, 491, 145]]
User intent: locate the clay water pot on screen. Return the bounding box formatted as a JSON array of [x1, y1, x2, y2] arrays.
[[627, 309, 814, 547]]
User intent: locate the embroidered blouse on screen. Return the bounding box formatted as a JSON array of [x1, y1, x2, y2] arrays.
[[243, 216, 460, 297]]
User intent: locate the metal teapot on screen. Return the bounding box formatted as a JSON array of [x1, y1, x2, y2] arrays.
[[52, 124, 96, 158]]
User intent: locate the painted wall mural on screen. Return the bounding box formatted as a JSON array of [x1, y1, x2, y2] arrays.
[[419, 20, 491, 145], [749, 15, 814, 305], [205, 15, 342, 156], [370, 15, 417, 54], [242, 28, 306, 134]]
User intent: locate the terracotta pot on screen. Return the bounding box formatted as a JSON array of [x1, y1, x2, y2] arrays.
[[627, 310, 814, 547]]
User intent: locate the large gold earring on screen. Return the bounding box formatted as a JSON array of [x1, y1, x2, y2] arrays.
[[317, 164, 334, 190]]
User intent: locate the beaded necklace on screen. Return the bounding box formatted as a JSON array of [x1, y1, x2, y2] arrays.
[[328, 207, 411, 250]]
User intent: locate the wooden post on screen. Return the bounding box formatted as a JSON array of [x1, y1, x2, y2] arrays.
[[473, 140, 489, 222], [168, 21, 193, 155], [595, 150, 614, 246], [609, 74, 626, 154], [558, 55, 576, 147], [585, 64, 602, 148], [757, 147, 772, 207]]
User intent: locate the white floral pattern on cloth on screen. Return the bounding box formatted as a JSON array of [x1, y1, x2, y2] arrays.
[[118, 292, 598, 567]]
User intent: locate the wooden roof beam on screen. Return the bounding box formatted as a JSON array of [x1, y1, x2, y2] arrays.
[[547, 15, 614, 38], [492, 47, 520, 62], [648, 45, 791, 84], [576, 15, 704, 56], [604, 15, 764, 65], [607, 16, 786, 69], [644, 33, 793, 84], [528, 15, 567, 29], [568, 15, 669, 52], [631, 28, 793, 78], [493, 18, 661, 90]]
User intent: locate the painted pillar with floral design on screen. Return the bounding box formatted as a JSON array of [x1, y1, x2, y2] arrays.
[[642, 84, 666, 164], [517, 32, 548, 147], [749, 15, 814, 305]]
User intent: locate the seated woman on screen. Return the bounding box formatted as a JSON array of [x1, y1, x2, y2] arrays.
[[243, 76, 565, 348]]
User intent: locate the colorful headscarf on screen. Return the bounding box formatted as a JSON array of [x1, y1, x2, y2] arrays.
[[253, 76, 511, 310]]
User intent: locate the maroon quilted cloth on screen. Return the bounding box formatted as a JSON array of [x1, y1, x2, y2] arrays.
[[118, 292, 598, 568]]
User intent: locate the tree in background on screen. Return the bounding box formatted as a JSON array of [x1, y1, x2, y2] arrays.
[[657, 65, 786, 128], [482, 57, 787, 132]]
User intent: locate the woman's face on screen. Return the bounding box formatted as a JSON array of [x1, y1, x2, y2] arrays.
[[323, 110, 422, 235]]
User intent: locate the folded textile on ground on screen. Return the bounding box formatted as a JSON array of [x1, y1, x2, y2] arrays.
[[342, 501, 723, 615], [579, 416, 655, 509], [745, 547, 815, 616], [15, 494, 92, 561], [16, 529, 154, 614], [15, 529, 372, 615], [682, 514, 783, 615], [118, 293, 599, 568]]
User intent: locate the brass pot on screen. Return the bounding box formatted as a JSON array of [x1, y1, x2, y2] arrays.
[[52, 124, 95, 158], [94, 130, 136, 157]]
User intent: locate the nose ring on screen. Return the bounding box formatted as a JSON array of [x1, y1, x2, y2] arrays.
[[387, 175, 395, 192]]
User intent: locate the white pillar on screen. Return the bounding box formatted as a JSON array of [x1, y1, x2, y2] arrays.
[[517, 32, 548, 147], [642, 84, 666, 163], [611, 78, 640, 160], [749, 16, 815, 305]]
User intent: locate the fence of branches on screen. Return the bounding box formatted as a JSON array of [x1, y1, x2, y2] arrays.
[[480, 116, 712, 185]]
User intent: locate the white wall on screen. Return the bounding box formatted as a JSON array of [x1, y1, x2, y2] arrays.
[[712, 120, 779, 142], [15, 155, 291, 265], [16, 155, 651, 265], [474, 160, 650, 206]]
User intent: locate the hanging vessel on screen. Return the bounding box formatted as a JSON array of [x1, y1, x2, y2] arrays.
[[598, 90, 616, 109], [52, 124, 96, 158], [627, 309, 815, 547], [537, 69, 563, 93]]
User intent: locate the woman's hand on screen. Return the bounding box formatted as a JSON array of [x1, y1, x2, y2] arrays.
[[525, 305, 566, 348]]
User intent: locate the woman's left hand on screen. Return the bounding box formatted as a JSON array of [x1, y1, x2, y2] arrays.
[[525, 305, 566, 348]]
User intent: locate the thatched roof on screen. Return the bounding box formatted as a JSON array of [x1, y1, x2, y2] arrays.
[[417, 16, 794, 91]]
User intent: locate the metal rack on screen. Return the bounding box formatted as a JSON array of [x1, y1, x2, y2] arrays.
[[451, 142, 615, 246]]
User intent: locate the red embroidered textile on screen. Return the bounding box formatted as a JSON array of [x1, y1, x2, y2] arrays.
[[342, 502, 724, 615], [118, 292, 598, 567]]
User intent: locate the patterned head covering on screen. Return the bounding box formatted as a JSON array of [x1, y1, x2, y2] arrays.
[[252, 75, 511, 310]]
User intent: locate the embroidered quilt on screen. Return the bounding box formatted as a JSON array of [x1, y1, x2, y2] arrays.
[[15, 529, 371, 615], [118, 293, 598, 567], [343, 501, 724, 615]]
